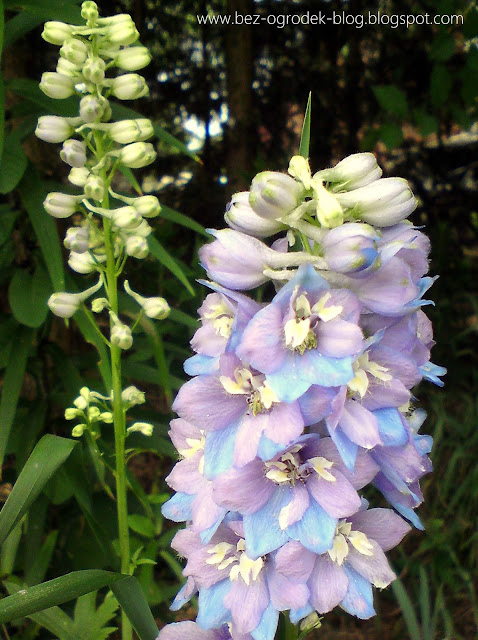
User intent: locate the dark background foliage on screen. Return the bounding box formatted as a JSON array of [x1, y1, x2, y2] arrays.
[[0, 0, 477, 638]]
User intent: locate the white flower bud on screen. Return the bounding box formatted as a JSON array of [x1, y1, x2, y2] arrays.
[[225, 191, 284, 238], [68, 251, 100, 274], [68, 167, 90, 187], [79, 386, 91, 402], [119, 142, 156, 168], [84, 174, 105, 201], [91, 297, 110, 313], [42, 21, 73, 45], [81, 1, 99, 22], [313, 181, 344, 228], [108, 119, 154, 144], [88, 406, 101, 420], [132, 195, 160, 218], [288, 156, 312, 190], [64, 226, 89, 253], [315, 153, 383, 191], [111, 206, 142, 230], [108, 21, 139, 46], [110, 74, 148, 100], [74, 395, 88, 410], [125, 235, 149, 259], [44, 192, 80, 218], [40, 72, 75, 99], [249, 171, 304, 220], [48, 280, 102, 318], [115, 46, 151, 71], [60, 139, 87, 168], [72, 424, 86, 437], [65, 407, 83, 420], [127, 422, 153, 436], [99, 411, 113, 423], [60, 38, 89, 65], [142, 297, 170, 319], [79, 95, 104, 122], [130, 219, 152, 237], [35, 116, 74, 144], [122, 385, 145, 405], [111, 321, 133, 350], [56, 58, 82, 78], [83, 57, 106, 84]]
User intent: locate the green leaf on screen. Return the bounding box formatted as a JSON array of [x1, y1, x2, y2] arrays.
[[0, 134, 27, 193], [299, 92, 311, 158], [4, 0, 81, 22], [19, 165, 65, 291], [430, 32, 455, 62], [127, 514, 155, 539], [0, 521, 23, 577], [379, 122, 403, 149], [414, 111, 439, 137], [0, 570, 123, 624], [0, 0, 4, 164], [430, 65, 452, 107], [159, 203, 208, 237], [168, 308, 198, 330], [25, 531, 59, 587], [7, 77, 79, 117], [0, 434, 76, 546], [392, 577, 421, 640], [111, 575, 159, 640], [0, 327, 33, 467], [2, 12, 44, 49], [419, 567, 431, 640], [8, 262, 52, 328], [148, 235, 194, 295], [372, 85, 408, 118], [71, 591, 118, 640], [0, 208, 18, 245]]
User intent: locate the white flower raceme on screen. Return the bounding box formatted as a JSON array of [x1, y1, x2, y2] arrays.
[[44, 192, 83, 218], [118, 142, 156, 168], [60, 139, 87, 167], [249, 170, 304, 220], [115, 46, 151, 71], [42, 21, 74, 45], [39, 72, 75, 99], [108, 119, 154, 144], [60, 38, 89, 65], [64, 226, 89, 253], [35, 116, 76, 143], [225, 191, 284, 238], [110, 74, 148, 100], [315, 153, 382, 191], [79, 95, 106, 122], [48, 279, 102, 318]]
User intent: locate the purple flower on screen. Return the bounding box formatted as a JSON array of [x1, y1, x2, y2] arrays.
[[157, 622, 236, 640], [237, 265, 363, 402], [171, 520, 310, 639], [321, 223, 379, 274], [173, 354, 305, 469], [212, 435, 377, 558]]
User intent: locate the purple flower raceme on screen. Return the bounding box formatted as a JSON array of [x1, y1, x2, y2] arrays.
[[160, 151, 444, 639]]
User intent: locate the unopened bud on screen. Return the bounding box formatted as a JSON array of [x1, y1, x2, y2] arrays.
[[131, 219, 152, 237], [122, 385, 145, 406], [111, 321, 133, 350], [111, 206, 142, 229], [249, 171, 304, 220], [225, 191, 283, 238], [314, 181, 344, 228], [68, 251, 101, 274], [110, 74, 148, 100], [60, 139, 87, 168], [64, 226, 89, 253], [56, 58, 82, 77], [72, 424, 86, 437], [91, 297, 109, 312], [65, 407, 83, 420], [35, 116, 74, 144], [83, 56, 106, 84], [315, 153, 382, 191], [131, 195, 160, 218], [48, 280, 102, 318], [68, 167, 90, 187], [108, 21, 139, 46], [84, 174, 105, 201], [81, 1, 99, 22], [88, 406, 101, 420], [42, 21, 73, 45], [115, 46, 151, 71], [119, 142, 156, 168], [143, 297, 170, 319], [125, 235, 149, 259], [127, 422, 153, 436], [44, 192, 80, 218], [40, 72, 75, 99], [108, 119, 154, 144], [80, 95, 105, 122], [99, 411, 113, 423], [60, 38, 89, 65], [73, 395, 88, 410]]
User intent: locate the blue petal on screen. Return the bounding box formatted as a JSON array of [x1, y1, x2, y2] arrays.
[[360, 247, 379, 269], [374, 408, 408, 447], [266, 364, 312, 403], [300, 350, 355, 387], [286, 500, 336, 554], [200, 513, 226, 544], [273, 264, 330, 307], [257, 434, 288, 461], [184, 354, 218, 376], [251, 603, 280, 640], [419, 362, 447, 387], [161, 492, 193, 522], [340, 565, 375, 619], [197, 581, 231, 629], [388, 500, 424, 530], [329, 425, 358, 471], [170, 580, 197, 611], [204, 423, 237, 479], [289, 604, 314, 624], [243, 487, 291, 559], [414, 433, 433, 455]]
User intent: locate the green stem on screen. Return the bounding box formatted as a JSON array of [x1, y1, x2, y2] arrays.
[[101, 170, 132, 640], [278, 613, 298, 640]]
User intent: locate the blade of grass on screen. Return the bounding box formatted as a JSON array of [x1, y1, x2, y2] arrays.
[[299, 92, 311, 158], [392, 577, 421, 640]]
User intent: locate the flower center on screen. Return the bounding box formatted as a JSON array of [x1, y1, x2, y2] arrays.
[[204, 299, 234, 339], [264, 446, 336, 486], [347, 351, 392, 398], [328, 520, 374, 566], [220, 367, 279, 415], [206, 539, 264, 585]]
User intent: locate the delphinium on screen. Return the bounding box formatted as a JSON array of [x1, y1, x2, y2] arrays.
[[36, 4, 169, 638], [158, 151, 445, 639]]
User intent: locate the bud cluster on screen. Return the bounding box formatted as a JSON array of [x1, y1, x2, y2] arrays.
[[65, 384, 153, 439], [37, 2, 170, 352]]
